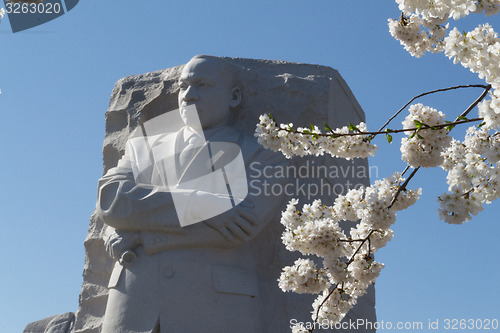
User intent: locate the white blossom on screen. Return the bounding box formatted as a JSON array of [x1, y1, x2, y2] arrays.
[[478, 91, 500, 129], [396, 0, 481, 20], [311, 289, 353, 326], [348, 254, 384, 293], [444, 24, 500, 89], [438, 125, 500, 223], [390, 1, 500, 91], [388, 14, 448, 57], [278, 258, 331, 294], [475, 0, 500, 15], [438, 185, 484, 223], [400, 103, 452, 167], [312, 289, 352, 322], [323, 256, 350, 286], [255, 115, 377, 160], [278, 173, 420, 326], [291, 323, 309, 333], [440, 138, 467, 170], [331, 187, 364, 222]]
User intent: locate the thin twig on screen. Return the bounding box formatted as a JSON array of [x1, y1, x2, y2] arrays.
[[339, 238, 369, 243], [388, 167, 420, 209], [310, 229, 375, 332], [386, 85, 491, 208], [346, 230, 376, 266], [310, 288, 337, 332], [376, 84, 490, 134], [456, 84, 491, 120], [280, 117, 483, 138], [400, 165, 411, 177]]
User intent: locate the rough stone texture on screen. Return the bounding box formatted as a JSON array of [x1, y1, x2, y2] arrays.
[[23, 312, 75, 333], [70, 57, 374, 332]]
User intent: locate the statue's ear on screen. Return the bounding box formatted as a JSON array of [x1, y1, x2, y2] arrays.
[[229, 86, 242, 108]]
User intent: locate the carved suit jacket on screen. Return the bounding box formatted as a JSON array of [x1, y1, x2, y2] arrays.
[[97, 124, 291, 332]]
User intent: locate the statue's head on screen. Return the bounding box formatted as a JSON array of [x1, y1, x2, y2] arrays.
[[178, 55, 242, 129]]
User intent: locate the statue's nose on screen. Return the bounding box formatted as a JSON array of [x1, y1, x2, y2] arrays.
[[182, 86, 197, 102]]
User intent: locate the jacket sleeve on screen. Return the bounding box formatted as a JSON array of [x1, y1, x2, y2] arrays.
[[139, 145, 289, 255], [96, 164, 183, 233], [96, 140, 289, 254]]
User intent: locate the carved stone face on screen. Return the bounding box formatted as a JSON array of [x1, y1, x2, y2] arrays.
[[178, 57, 240, 129]]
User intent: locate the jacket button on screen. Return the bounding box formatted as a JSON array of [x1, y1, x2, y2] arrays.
[[163, 268, 175, 278]]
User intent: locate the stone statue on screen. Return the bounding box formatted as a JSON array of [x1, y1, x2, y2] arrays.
[[24, 56, 376, 333], [96, 55, 289, 332]]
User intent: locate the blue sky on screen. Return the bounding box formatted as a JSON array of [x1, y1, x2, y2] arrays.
[[1, 1, 499, 332]]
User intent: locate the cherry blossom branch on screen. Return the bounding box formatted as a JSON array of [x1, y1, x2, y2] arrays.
[[310, 229, 376, 332], [457, 84, 491, 120], [282, 117, 483, 138], [286, 4, 500, 332], [376, 84, 490, 134], [388, 167, 420, 209], [283, 84, 492, 332], [400, 165, 411, 177], [386, 85, 492, 207], [346, 230, 376, 266], [310, 287, 336, 333]]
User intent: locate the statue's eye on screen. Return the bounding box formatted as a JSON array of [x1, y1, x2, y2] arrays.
[[179, 83, 188, 90]]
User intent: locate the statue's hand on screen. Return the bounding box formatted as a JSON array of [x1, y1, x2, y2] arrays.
[[104, 230, 142, 261], [205, 208, 258, 245]]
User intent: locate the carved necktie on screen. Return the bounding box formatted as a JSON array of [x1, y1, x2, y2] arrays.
[[179, 131, 203, 172]]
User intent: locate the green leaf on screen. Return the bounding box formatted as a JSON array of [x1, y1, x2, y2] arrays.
[[457, 115, 469, 121], [413, 119, 424, 129], [386, 133, 393, 144], [417, 134, 424, 140], [409, 131, 417, 139], [348, 123, 360, 132], [324, 122, 332, 132], [444, 121, 455, 131]]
